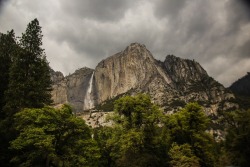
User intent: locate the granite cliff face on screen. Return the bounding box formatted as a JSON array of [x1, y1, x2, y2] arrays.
[[51, 67, 94, 112], [50, 69, 64, 83], [51, 43, 237, 115], [93, 43, 171, 104], [160, 55, 235, 114]]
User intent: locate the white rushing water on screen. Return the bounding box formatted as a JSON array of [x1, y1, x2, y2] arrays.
[[84, 71, 94, 110]]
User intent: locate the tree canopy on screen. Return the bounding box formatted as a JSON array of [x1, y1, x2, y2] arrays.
[[0, 18, 52, 166], [165, 103, 216, 167], [4, 18, 52, 116], [0, 30, 16, 116], [222, 109, 250, 167], [10, 105, 100, 167]]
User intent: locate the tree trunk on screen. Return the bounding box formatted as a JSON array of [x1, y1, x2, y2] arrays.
[[46, 154, 50, 167]]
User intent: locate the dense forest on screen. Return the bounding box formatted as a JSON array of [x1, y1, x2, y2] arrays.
[[0, 19, 250, 167]]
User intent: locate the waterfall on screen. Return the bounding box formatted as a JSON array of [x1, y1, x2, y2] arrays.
[[84, 71, 94, 110]]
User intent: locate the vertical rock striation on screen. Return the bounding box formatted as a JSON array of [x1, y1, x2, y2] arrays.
[[93, 43, 172, 104], [51, 67, 94, 112], [51, 43, 237, 115]]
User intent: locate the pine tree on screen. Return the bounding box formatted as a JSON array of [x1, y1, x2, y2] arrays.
[[0, 30, 17, 167], [0, 30, 16, 117], [4, 18, 52, 116], [20, 18, 44, 57], [166, 103, 216, 167], [1, 19, 52, 166]]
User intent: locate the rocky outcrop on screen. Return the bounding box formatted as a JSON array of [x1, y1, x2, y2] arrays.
[[50, 69, 64, 83], [78, 111, 113, 128], [160, 55, 235, 114], [92, 43, 236, 114], [51, 67, 94, 112], [51, 43, 237, 115], [93, 43, 172, 104]]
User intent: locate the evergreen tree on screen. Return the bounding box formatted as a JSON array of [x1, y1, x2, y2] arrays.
[[0, 30, 17, 166], [4, 18, 52, 116], [166, 103, 216, 167], [1, 19, 52, 166], [106, 94, 167, 166], [223, 109, 250, 167], [20, 18, 44, 57], [0, 30, 16, 117]]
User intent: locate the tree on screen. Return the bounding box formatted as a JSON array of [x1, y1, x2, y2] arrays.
[[10, 105, 100, 167], [0, 30, 17, 166], [93, 127, 116, 167], [106, 94, 167, 166], [223, 109, 250, 167], [1, 19, 52, 166], [20, 18, 44, 57], [168, 143, 200, 167], [0, 30, 16, 116], [4, 18, 52, 116], [165, 103, 216, 167]]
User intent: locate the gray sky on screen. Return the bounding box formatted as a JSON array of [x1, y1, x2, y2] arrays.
[[1, 0, 250, 87]]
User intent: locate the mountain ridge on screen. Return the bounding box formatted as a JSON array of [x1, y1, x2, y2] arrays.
[[51, 43, 237, 115], [229, 72, 250, 97]]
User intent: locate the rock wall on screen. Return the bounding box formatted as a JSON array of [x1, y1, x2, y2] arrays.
[[51, 43, 237, 115], [51, 67, 94, 112], [93, 43, 171, 104]]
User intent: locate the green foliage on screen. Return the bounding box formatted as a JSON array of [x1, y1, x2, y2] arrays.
[[95, 96, 220, 167], [222, 109, 250, 167], [20, 18, 44, 57], [93, 127, 114, 166], [0, 19, 53, 166], [0, 30, 16, 115], [165, 103, 216, 167], [4, 18, 52, 115], [10, 105, 100, 166], [0, 30, 18, 166], [113, 94, 163, 130], [168, 143, 200, 167], [105, 94, 168, 166]]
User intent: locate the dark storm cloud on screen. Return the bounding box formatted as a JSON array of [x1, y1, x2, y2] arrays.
[[223, 0, 250, 59], [225, 0, 250, 34], [153, 0, 186, 19], [239, 0, 250, 8], [149, 1, 222, 59], [0, 0, 250, 86], [61, 0, 134, 22], [239, 39, 250, 58], [0, 0, 8, 13], [149, 0, 250, 86]]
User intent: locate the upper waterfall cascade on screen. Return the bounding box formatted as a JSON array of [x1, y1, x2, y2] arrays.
[[83, 71, 94, 110]]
